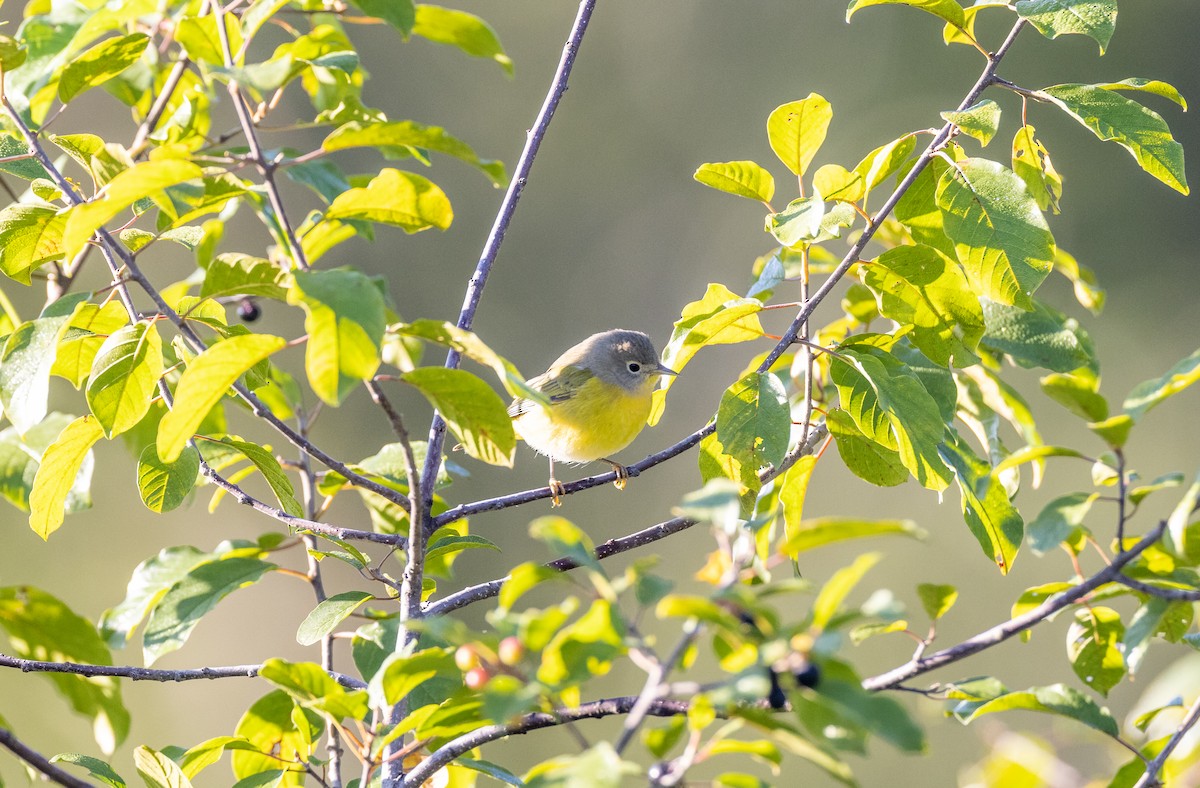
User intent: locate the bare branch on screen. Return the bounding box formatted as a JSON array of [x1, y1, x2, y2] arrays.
[[1134, 693, 1200, 788], [863, 522, 1167, 691], [130, 56, 193, 157], [1116, 574, 1200, 602], [420, 0, 599, 509], [401, 695, 693, 787], [0, 726, 92, 788], [0, 652, 366, 690]]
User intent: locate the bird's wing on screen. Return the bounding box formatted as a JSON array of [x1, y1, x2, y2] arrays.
[[507, 365, 593, 418]]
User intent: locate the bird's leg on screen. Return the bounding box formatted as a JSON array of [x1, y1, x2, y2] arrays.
[[600, 458, 631, 491], [547, 457, 565, 507]]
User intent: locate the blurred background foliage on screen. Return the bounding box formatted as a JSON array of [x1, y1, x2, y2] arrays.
[[1, 1, 1198, 784]]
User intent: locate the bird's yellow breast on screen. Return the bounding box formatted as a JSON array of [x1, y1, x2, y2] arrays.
[[513, 376, 653, 464]]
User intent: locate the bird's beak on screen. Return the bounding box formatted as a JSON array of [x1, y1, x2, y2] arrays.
[[656, 362, 678, 377]]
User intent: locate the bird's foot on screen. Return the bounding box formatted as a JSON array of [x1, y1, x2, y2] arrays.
[[604, 460, 631, 491], [548, 478, 566, 507]]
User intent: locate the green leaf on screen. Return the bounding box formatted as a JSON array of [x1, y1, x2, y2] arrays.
[[1026, 492, 1097, 555], [1012, 125, 1063, 214], [134, 744, 195, 788], [652, 284, 764, 425], [936, 158, 1055, 309], [0, 33, 28, 70], [412, 4, 513, 75], [1121, 598, 1173, 678], [828, 406, 909, 488], [1094, 78, 1188, 110], [811, 553, 881, 633], [99, 546, 210, 648], [537, 598, 626, 686], [830, 345, 952, 492], [993, 444, 1086, 477], [349, 0, 416, 36], [296, 591, 374, 646], [0, 314, 72, 434], [368, 647, 456, 707], [1040, 368, 1107, 421], [1015, 0, 1117, 53], [397, 319, 540, 402], [953, 683, 1119, 737], [156, 333, 287, 463], [324, 168, 453, 232], [716, 372, 790, 475], [288, 269, 386, 406], [85, 321, 163, 438], [523, 743, 641, 787], [231, 690, 319, 783], [137, 444, 200, 513], [0, 204, 67, 283], [0, 413, 86, 513], [58, 33, 149, 103], [939, 436, 1023, 574], [782, 517, 925, 557], [28, 415, 104, 539], [403, 367, 515, 467], [1067, 607, 1125, 695], [940, 99, 1001, 146], [62, 159, 204, 260], [214, 437, 304, 517], [0, 586, 130, 754], [766, 196, 826, 247], [894, 157, 957, 258], [1123, 347, 1200, 422], [779, 454, 817, 548], [49, 753, 126, 787], [200, 254, 288, 301], [812, 164, 863, 203], [767, 95, 832, 178], [258, 658, 369, 721], [917, 583, 958, 621], [694, 160, 776, 203], [981, 299, 1094, 373], [143, 556, 276, 664], [862, 244, 984, 367], [1166, 473, 1200, 560], [1038, 83, 1188, 195], [847, 0, 965, 27], [176, 736, 259, 781], [323, 120, 505, 186], [853, 134, 918, 203]]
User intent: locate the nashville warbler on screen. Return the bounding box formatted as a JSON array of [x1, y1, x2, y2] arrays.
[[508, 329, 677, 506]]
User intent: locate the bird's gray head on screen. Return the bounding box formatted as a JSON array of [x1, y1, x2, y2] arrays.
[[571, 329, 677, 392]]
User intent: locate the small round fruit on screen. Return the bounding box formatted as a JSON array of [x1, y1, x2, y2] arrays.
[[497, 636, 524, 666], [454, 645, 480, 672], [464, 666, 490, 690]]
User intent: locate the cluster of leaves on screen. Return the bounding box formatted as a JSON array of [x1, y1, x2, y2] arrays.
[[0, 0, 1198, 787]]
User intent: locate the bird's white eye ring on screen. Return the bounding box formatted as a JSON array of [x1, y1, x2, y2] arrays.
[[627, 362, 641, 373]]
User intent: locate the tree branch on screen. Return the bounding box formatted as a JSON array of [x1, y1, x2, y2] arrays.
[[862, 522, 1166, 691], [0, 653, 366, 689], [420, 0, 599, 510], [424, 424, 827, 618], [0, 726, 92, 788], [1134, 693, 1200, 788], [401, 695, 692, 787]]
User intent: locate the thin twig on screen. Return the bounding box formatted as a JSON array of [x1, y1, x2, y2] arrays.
[[1134, 694, 1200, 788], [0, 726, 92, 788], [1116, 574, 1200, 602], [213, 3, 309, 270], [401, 696, 692, 787], [130, 56, 192, 157], [862, 522, 1167, 691], [420, 0, 599, 510], [0, 652, 366, 689]]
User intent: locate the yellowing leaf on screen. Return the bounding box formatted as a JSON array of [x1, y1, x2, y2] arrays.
[[157, 334, 286, 463], [767, 95, 832, 178], [29, 415, 104, 539], [325, 168, 452, 232]]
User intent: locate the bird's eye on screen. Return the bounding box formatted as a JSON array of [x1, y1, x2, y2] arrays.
[[627, 362, 641, 373]]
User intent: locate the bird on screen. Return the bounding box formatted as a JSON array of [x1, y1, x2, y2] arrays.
[[508, 329, 677, 506]]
